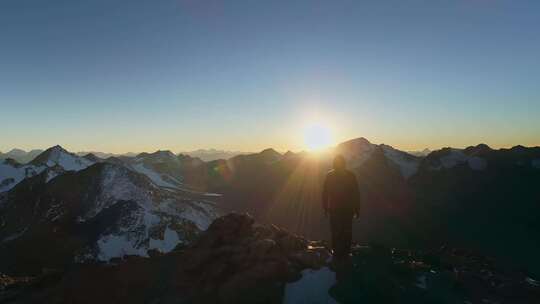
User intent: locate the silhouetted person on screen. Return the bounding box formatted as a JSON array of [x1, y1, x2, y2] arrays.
[[322, 155, 361, 259]]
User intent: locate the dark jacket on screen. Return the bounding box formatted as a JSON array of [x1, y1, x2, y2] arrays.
[[322, 169, 361, 213]]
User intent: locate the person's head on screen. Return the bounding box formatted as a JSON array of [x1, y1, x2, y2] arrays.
[[333, 155, 346, 171]]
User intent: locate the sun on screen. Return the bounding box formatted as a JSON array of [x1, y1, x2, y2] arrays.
[[303, 122, 333, 151]]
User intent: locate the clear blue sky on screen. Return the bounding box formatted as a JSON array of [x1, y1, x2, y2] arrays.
[[1, 0, 539, 153]]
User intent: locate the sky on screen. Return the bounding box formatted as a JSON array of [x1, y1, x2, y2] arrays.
[[1, 0, 539, 153]]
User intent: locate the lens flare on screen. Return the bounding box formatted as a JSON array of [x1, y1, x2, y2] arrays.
[[303, 122, 333, 151]]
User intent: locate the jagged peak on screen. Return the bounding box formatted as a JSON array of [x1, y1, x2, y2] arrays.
[[7, 148, 26, 154], [178, 153, 204, 163], [260, 148, 281, 156], [30, 145, 70, 165], [510, 145, 527, 151], [48, 145, 68, 152], [28, 145, 94, 172], [258, 148, 283, 161], [464, 143, 492, 156], [137, 150, 177, 161], [83, 153, 101, 162], [335, 137, 375, 158], [283, 150, 296, 158]]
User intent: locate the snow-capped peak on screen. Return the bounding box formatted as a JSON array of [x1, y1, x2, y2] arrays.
[[31, 145, 94, 171], [381, 144, 421, 178], [426, 148, 487, 171], [335, 137, 376, 168]]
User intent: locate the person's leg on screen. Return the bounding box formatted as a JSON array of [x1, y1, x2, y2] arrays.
[[342, 212, 353, 256], [333, 211, 348, 259], [335, 211, 352, 258], [329, 211, 340, 256]]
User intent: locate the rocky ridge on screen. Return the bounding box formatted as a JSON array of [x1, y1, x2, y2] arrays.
[[1, 213, 539, 304]]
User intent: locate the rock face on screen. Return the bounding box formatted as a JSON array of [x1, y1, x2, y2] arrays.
[[0, 213, 331, 304], [1, 214, 539, 304], [0, 162, 218, 274], [177, 213, 330, 303], [329, 245, 540, 304]]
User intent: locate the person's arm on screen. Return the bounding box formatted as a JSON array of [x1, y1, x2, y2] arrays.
[[322, 174, 330, 215]]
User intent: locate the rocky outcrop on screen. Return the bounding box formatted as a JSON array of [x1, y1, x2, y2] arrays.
[[2, 214, 539, 304], [0, 213, 331, 304], [176, 213, 330, 303]]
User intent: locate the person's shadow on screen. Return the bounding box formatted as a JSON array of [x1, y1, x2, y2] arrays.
[[327, 245, 403, 304]]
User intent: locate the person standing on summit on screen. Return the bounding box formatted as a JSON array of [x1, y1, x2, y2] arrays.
[[322, 155, 361, 259]]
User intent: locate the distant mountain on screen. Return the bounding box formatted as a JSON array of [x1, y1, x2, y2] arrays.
[[82, 153, 101, 163], [30, 145, 95, 171], [0, 146, 180, 193], [75, 151, 138, 159], [0, 145, 93, 192], [121, 150, 186, 189], [0, 158, 44, 192], [408, 148, 431, 157], [181, 149, 250, 161], [0, 148, 44, 164]]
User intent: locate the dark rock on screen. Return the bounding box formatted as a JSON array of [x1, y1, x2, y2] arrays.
[[249, 238, 277, 259]]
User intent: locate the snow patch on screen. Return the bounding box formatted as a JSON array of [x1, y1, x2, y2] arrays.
[[203, 192, 223, 197], [132, 163, 181, 189], [341, 145, 375, 168], [0, 162, 46, 192], [283, 267, 338, 304], [178, 202, 216, 230], [45, 170, 59, 183], [0, 146, 93, 192], [149, 227, 181, 252], [433, 149, 487, 171], [85, 165, 158, 219], [95, 209, 186, 261], [382, 145, 420, 178], [90, 165, 217, 261], [97, 234, 148, 260], [43, 147, 94, 171]]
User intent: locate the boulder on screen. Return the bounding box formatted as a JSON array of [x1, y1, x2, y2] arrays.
[[176, 213, 326, 303]]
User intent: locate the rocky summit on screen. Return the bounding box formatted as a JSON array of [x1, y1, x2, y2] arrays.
[[1, 213, 539, 304]]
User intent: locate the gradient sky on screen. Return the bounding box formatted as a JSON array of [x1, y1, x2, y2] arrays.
[[1, 0, 539, 153]]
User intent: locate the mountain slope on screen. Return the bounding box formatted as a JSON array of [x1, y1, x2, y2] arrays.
[[0, 146, 95, 192], [181, 149, 249, 161], [116, 150, 187, 190], [0, 162, 218, 274], [0, 158, 46, 192], [406, 144, 540, 274], [29, 145, 94, 171], [4, 214, 539, 304], [174, 138, 540, 275], [0, 149, 44, 164]]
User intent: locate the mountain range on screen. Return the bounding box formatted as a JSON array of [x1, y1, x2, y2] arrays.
[[1, 138, 539, 302], [181, 149, 251, 161], [0, 149, 44, 164], [1, 148, 249, 165]]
